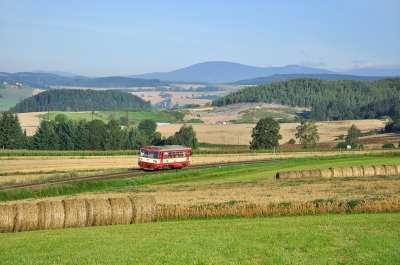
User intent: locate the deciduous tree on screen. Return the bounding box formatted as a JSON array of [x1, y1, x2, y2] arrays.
[[250, 118, 282, 150], [295, 119, 320, 149]]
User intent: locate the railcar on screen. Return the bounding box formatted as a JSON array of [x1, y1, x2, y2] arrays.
[[138, 145, 191, 170]]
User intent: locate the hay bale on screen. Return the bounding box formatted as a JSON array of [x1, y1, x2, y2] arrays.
[[289, 171, 302, 178], [301, 170, 311, 178], [342, 167, 353, 177], [351, 167, 363, 177], [86, 199, 112, 227], [330, 167, 343, 178], [37, 201, 65, 230], [384, 165, 397, 176], [14, 203, 39, 232], [395, 165, 400, 175], [320, 169, 332, 178], [373, 165, 384, 176], [63, 199, 87, 228], [309, 170, 322, 178], [362, 166, 375, 177], [109, 198, 133, 225], [0, 204, 16, 233], [276, 171, 291, 179], [130, 195, 158, 223]]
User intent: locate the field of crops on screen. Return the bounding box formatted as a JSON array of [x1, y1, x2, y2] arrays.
[[1, 151, 400, 263]]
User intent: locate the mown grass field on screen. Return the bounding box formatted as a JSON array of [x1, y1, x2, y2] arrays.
[[1, 213, 399, 264]]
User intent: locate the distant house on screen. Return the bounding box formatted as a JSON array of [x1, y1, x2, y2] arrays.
[[2, 81, 7, 85]]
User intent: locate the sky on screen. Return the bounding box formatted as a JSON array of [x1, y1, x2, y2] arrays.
[[0, 0, 399, 77]]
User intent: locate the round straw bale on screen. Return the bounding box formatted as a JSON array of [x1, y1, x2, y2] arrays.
[[276, 171, 291, 179], [320, 169, 332, 178], [86, 198, 112, 227], [330, 167, 343, 178], [351, 167, 363, 177], [289, 171, 301, 178], [383, 165, 397, 176], [362, 166, 375, 177], [394, 165, 400, 175], [342, 167, 353, 177], [130, 195, 158, 223], [109, 198, 133, 225], [309, 170, 322, 178], [0, 204, 16, 233], [63, 199, 87, 228], [14, 203, 39, 232], [373, 165, 384, 176], [301, 170, 311, 178], [37, 201, 65, 230]]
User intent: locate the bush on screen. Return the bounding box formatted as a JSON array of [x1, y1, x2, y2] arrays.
[[382, 143, 396, 149], [287, 139, 296, 144]]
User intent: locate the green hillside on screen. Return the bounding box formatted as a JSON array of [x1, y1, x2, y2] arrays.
[[10, 89, 152, 113], [213, 78, 400, 121]]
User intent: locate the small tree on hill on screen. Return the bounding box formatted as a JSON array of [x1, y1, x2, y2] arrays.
[[167, 124, 198, 149], [250, 118, 282, 150], [295, 119, 319, 149], [345, 124, 361, 149]]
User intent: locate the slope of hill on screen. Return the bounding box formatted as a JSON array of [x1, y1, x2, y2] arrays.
[[0, 72, 168, 89], [228, 74, 388, 85], [130, 61, 400, 83], [32, 70, 80, 77], [129, 61, 334, 83], [10, 89, 152, 113], [212, 78, 400, 121]]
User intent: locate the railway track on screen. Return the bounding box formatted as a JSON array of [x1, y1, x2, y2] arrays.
[[0, 158, 286, 191]]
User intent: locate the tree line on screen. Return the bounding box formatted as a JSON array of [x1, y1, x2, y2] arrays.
[[10, 89, 152, 113], [0, 112, 198, 151], [212, 78, 400, 121]]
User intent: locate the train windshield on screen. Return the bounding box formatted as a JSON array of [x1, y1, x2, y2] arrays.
[[140, 149, 159, 159]]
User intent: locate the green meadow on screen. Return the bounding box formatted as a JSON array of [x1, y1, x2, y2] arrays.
[[1, 213, 399, 264]]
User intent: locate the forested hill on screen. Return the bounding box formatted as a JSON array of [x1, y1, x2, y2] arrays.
[[212, 78, 400, 121], [0, 72, 168, 89], [228, 74, 388, 85], [10, 89, 151, 113]]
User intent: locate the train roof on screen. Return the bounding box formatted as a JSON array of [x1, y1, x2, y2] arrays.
[[140, 145, 191, 151]]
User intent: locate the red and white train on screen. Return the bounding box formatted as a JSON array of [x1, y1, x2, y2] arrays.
[[138, 145, 192, 170]]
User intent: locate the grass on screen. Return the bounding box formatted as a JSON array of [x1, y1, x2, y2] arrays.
[[0, 213, 399, 264]]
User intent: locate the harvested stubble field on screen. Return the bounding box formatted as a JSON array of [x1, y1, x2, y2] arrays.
[[17, 109, 398, 149]]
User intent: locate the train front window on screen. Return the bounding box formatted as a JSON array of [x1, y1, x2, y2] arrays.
[[149, 151, 159, 159], [140, 149, 148, 157]]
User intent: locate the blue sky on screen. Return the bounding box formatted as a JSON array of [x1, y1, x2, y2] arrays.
[[1, 0, 399, 76]]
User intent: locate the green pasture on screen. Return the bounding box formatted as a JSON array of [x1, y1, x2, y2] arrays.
[[1, 213, 399, 264], [0, 98, 19, 112]]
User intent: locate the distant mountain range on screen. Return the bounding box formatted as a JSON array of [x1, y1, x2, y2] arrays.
[[4, 61, 400, 84], [32, 70, 80, 77], [129, 61, 400, 83]]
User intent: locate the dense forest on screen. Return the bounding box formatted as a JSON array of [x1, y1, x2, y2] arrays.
[[10, 89, 152, 113], [0, 112, 199, 151], [212, 78, 400, 121], [228, 74, 388, 85], [0, 72, 168, 89]]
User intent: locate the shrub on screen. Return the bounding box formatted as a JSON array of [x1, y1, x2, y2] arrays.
[[382, 143, 396, 149], [287, 139, 296, 144]]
